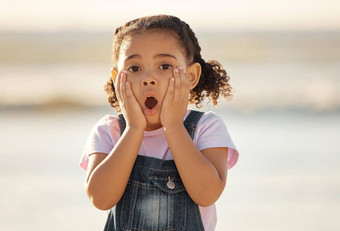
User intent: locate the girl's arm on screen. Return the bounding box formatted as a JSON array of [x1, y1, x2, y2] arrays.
[[161, 66, 228, 207], [84, 126, 144, 210], [85, 71, 146, 210], [165, 126, 228, 207]]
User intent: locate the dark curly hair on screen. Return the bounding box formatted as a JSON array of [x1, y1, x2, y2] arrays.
[[104, 15, 233, 112]]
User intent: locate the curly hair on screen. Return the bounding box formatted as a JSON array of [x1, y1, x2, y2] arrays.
[[104, 15, 233, 112]]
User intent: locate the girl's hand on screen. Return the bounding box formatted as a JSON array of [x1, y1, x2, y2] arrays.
[[160, 66, 190, 129], [115, 72, 146, 130]]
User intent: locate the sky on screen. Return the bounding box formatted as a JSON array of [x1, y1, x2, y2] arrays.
[[1, 0, 340, 32]]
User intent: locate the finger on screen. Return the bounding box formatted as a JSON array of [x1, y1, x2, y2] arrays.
[[166, 77, 175, 101], [178, 66, 187, 97], [115, 72, 122, 102], [179, 66, 189, 99], [173, 67, 181, 100], [120, 72, 127, 103], [125, 81, 134, 100]]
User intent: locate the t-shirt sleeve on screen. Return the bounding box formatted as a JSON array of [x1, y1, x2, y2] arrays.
[[79, 115, 117, 171], [194, 111, 239, 170]]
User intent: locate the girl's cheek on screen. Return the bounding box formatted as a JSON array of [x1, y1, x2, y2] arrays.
[[127, 77, 139, 94], [158, 70, 173, 78]]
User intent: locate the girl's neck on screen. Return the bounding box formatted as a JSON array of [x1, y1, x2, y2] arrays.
[[145, 123, 163, 131]]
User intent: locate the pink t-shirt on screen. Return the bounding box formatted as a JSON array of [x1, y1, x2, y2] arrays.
[[80, 109, 239, 231]]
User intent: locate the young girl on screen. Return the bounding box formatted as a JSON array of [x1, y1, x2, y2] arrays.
[[80, 15, 239, 231]]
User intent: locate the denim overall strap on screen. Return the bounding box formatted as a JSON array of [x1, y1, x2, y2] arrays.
[[183, 110, 204, 139], [117, 114, 125, 136], [105, 110, 206, 231]]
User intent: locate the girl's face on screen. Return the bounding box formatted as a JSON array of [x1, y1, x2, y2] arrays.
[[113, 31, 193, 129]]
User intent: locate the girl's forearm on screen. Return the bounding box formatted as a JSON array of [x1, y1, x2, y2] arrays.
[[164, 124, 225, 207], [85, 126, 144, 210]]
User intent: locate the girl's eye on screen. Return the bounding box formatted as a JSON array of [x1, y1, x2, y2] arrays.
[[127, 66, 141, 72], [159, 64, 172, 70]]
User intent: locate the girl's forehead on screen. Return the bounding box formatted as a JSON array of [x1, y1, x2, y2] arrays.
[[118, 31, 186, 60]]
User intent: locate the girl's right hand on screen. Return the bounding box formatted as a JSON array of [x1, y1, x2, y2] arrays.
[[115, 72, 146, 130]]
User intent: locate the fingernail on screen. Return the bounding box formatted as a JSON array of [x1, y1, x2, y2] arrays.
[[174, 68, 178, 73]]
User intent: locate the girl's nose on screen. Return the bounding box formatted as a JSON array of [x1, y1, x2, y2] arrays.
[[142, 80, 156, 86], [141, 74, 158, 86]]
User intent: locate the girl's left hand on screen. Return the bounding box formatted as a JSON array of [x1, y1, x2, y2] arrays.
[[160, 66, 190, 129]]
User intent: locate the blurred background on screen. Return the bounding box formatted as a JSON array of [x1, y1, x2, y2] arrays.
[[0, 0, 339, 230]]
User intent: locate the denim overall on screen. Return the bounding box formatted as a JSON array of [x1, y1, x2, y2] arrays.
[[104, 110, 205, 231]]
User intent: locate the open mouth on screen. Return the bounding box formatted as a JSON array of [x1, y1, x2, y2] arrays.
[[145, 96, 158, 109]]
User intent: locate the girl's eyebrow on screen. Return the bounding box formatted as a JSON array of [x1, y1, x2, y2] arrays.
[[154, 54, 177, 60], [124, 53, 177, 62]]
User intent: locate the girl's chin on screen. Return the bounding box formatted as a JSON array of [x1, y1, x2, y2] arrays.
[[144, 113, 162, 131]]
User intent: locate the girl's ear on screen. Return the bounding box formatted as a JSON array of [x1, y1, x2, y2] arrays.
[[187, 62, 201, 90], [111, 67, 118, 84]]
